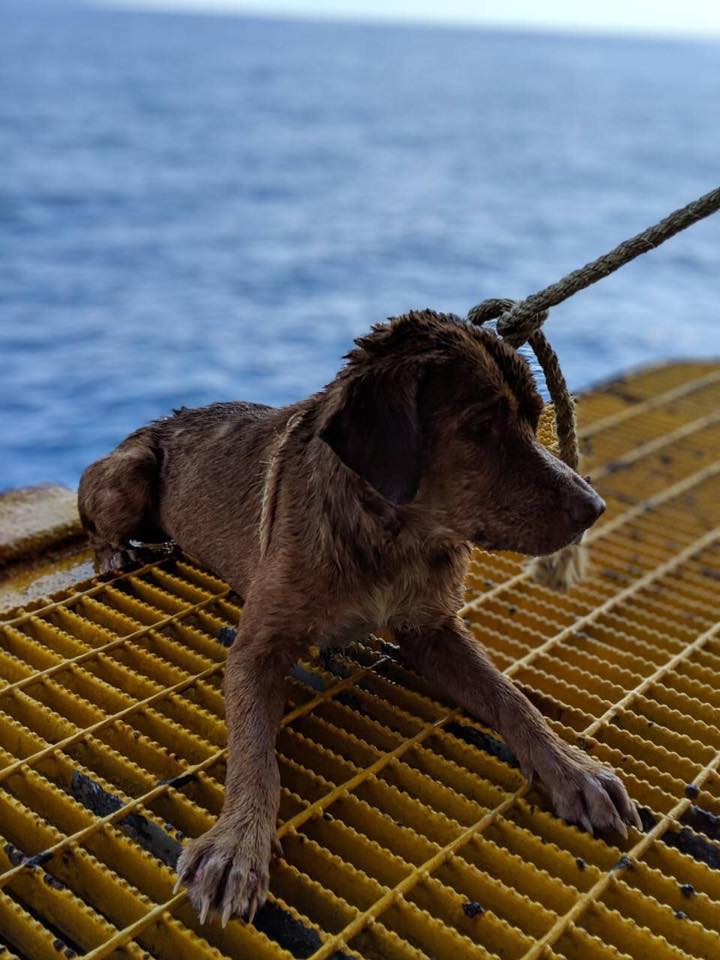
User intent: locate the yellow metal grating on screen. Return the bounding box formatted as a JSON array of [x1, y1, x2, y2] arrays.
[[2, 360, 720, 960]]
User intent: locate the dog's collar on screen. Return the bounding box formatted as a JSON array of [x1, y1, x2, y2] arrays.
[[128, 538, 176, 555]]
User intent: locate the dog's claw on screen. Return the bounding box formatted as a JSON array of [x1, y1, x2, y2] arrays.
[[198, 899, 210, 925]]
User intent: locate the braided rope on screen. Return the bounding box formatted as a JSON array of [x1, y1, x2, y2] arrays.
[[469, 184, 720, 471], [477, 184, 720, 344], [528, 329, 578, 470], [467, 184, 720, 587]]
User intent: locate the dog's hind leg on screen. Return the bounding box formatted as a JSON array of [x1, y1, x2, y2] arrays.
[[78, 430, 161, 575]]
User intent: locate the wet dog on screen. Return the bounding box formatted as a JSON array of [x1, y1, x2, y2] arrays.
[[78, 310, 640, 925]]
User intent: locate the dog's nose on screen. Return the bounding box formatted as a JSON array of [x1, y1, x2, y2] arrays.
[[569, 489, 606, 528]]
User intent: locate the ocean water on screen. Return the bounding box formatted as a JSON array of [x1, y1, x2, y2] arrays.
[[1, 2, 719, 490]]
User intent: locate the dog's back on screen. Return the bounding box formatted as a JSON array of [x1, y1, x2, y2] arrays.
[[78, 400, 283, 584]]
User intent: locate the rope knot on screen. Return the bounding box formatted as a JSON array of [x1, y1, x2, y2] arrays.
[[467, 297, 549, 348]]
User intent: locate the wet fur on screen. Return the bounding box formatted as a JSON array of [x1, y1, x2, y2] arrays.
[[78, 310, 639, 924]]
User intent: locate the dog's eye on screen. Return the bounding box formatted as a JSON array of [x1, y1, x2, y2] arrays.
[[461, 402, 497, 440], [469, 414, 493, 433]]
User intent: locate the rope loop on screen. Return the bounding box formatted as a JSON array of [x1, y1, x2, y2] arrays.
[[466, 298, 515, 326], [467, 297, 549, 348]]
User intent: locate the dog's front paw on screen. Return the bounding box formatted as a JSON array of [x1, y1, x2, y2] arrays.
[[175, 817, 278, 926], [530, 742, 642, 837]]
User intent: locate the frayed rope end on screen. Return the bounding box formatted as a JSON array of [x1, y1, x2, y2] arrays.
[[528, 541, 588, 592]]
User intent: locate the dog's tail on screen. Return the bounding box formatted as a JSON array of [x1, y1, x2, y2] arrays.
[[78, 428, 161, 572]]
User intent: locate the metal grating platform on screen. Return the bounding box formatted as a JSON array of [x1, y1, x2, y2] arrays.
[[1, 360, 720, 960]]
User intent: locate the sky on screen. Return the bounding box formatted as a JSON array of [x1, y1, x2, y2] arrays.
[[95, 0, 720, 37]]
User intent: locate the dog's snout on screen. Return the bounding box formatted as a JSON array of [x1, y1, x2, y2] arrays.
[[569, 488, 606, 528]]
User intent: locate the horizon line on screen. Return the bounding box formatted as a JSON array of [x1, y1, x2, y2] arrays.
[[86, 1, 720, 43]]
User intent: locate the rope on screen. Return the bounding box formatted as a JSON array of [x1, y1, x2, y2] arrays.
[[467, 184, 720, 586], [469, 184, 720, 344], [468, 180, 720, 590]]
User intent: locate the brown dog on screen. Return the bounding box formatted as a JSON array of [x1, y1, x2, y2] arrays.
[[78, 310, 640, 925]]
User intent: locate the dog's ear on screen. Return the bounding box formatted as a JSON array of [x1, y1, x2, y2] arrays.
[[318, 366, 425, 505]]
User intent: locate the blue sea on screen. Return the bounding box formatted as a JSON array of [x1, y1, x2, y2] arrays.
[[2, 1, 719, 490]]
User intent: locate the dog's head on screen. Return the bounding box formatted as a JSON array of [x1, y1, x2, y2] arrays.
[[318, 310, 604, 556]]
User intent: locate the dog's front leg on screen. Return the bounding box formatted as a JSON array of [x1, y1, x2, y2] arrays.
[[175, 612, 296, 926], [396, 618, 641, 836]]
